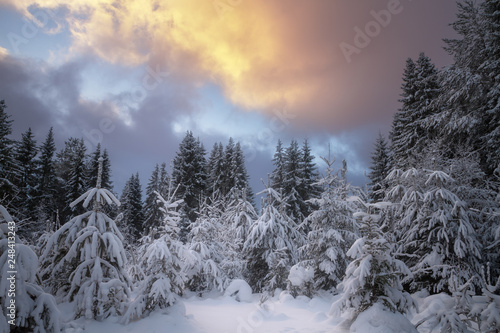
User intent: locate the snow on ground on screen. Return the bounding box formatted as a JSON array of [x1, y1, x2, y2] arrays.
[[64, 291, 349, 333]]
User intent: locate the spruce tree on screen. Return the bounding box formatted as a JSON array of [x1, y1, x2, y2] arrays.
[[270, 139, 285, 193], [390, 53, 439, 169], [0, 205, 62, 332], [0, 100, 17, 208], [298, 150, 358, 292], [120, 173, 144, 241], [37, 127, 57, 225], [123, 191, 191, 322], [13, 128, 38, 221], [299, 139, 320, 219], [330, 207, 415, 324], [244, 185, 303, 293], [55, 138, 88, 221], [143, 164, 165, 234], [171, 131, 207, 239], [207, 142, 225, 198], [40, 158, 130, 319], [283, 139, 304, 224], [368, 133, 391, 202]]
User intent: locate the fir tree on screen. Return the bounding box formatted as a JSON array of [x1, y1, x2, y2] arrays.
[[390, 53, 439, 169], [368, 133, 391, 202], [230, 141, 254, 203], [87, 145, 113, 192], [207, 142, 225, 198], [298, 150, 358, 292], [37, 127, 58, 225], [55, 138, 88, 221], [0, 205, 62, 332], [330, 207, 415, 323], [143, 164, 163, 234], [299, 139, 321, 219], [13, 128, 38, 221], [123, 191, 191, 322], [120, 173, 144, 241], [187, 200, 225, 292], [0, 100, 17, 209], [283, 139, 304, 224], [270, 139, 286, 193], [244, 185, 303, 293], [40, 158, 130, 319], [171, 131, 208, 239]]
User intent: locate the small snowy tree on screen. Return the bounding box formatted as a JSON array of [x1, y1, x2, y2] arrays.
[[186, 200, 226, 292], [123, 191, 193, 322], [244, 185, 303, 293], [0, 205, 61, 332], [331, 204, 415, 323], [298, 150, 358, 292], [222, 188, 258, 250], [40, 158, 130, 320]]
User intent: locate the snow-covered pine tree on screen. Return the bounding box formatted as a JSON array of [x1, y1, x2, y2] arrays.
[[143, 164, 164, 235], [244, 185, 303, 293], [120, 172, 144, 241], [330, 204, 415, 324], [171, 131, 208, 239], [36, 127, 58, 226], [270, 139, 285, 194], [186, 199, 226, 292], [123, 191, 192, 323], [13, 127, 38, 222], [298, 139, 321, 220], [368, 133, 391, 202], [283, 139, 304, 224], [481, 0, 500, 172], [384, 167, 424, 251], [222, 187, 258, 251], [86, 143, 102, 190], [402, 170, 482, 294], [207, 142, 225, 199], [0, 205, 61, 332], [297, 150, 358, 292], [40, 158, 130, 320], [0, 100, 17, 210], [390, 53, 439, 169], [230, 141, 254, 203], [55, 138, 88, 221], [436, 0, 500, 174]]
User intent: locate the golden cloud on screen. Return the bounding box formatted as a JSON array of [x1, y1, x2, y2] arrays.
[[4, 0, 405, 130]]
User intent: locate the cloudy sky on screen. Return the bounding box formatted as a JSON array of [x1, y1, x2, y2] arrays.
[[0, 0, 458, 196]]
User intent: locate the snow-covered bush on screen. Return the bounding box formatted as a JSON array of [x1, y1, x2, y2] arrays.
[[224, 279, 253, 302], [287, 264, 314, 297], [350, 303, 417, 333], [40, 158, 130, 320], [123, 192, 193, 323], [0, 205, 61, 332], [412, 292, 472, 333], [331, 208, 415, 324]]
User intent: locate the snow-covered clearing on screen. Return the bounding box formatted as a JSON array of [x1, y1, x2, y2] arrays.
[[65, 291, 347, 333]]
